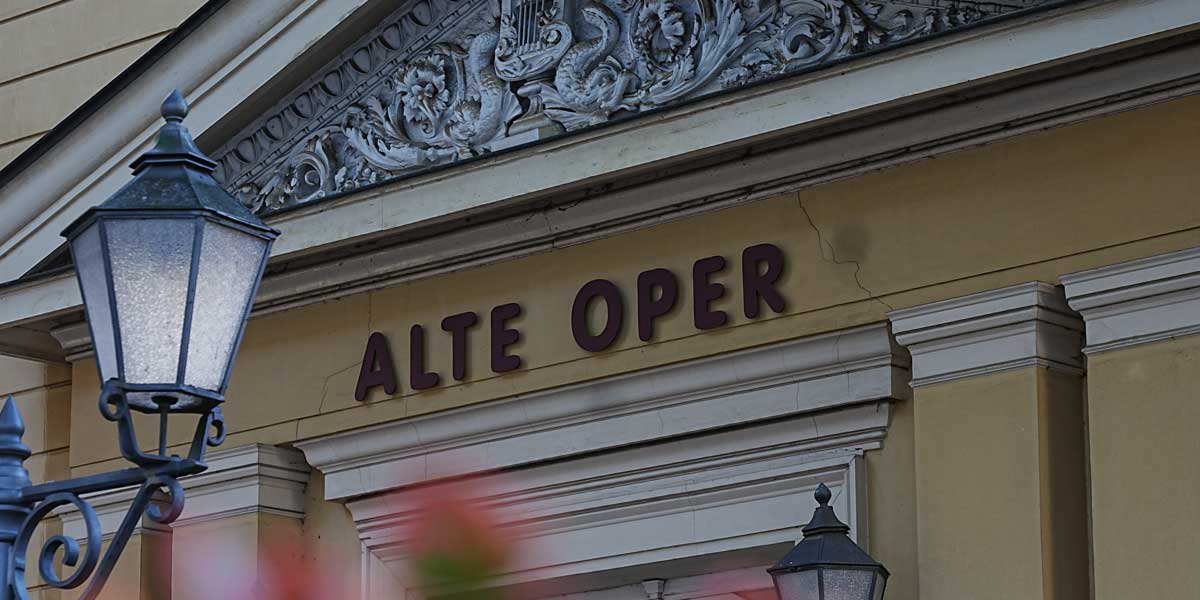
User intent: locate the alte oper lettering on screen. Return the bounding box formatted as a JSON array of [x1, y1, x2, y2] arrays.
[[354, 243, 787, 400]]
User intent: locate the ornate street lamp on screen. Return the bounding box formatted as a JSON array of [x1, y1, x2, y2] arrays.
[[768, 483, 890, 600], [0, 90, 277, 600]]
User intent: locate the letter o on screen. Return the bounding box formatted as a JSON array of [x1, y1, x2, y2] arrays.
[[572, 279, 624, 352]]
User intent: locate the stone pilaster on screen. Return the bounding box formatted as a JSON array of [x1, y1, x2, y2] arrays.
[[1062, 247, 1200, 600], [890, 282, 1088, 600]]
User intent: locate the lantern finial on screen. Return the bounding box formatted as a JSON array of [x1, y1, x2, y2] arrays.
[[161, 89, 188, 122], [814, 482, 832, 506], [802, 483, 850, 536], [129, 89, 215, 175], [769, 482, 890, 599]]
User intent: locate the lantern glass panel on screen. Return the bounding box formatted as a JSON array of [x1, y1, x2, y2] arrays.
[[106, 218, 195, 384], [774, 569, 819, 600], [183, 221, 269, 391], [822, 568, 876, 600], [70, 222, 119, 382], [871, 572, 886, 600]]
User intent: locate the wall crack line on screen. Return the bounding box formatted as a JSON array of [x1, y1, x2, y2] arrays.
[[318, 362, 363, 414], [797, 197, 894, 311]]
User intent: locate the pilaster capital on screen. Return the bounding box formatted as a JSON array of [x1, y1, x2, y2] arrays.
[[1062, 246, 1200, 354], [60, 444, 310, 540], [889, 282, 1083, 388]]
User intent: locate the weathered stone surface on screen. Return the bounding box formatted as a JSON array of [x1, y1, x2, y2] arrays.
[[212, 0, 1051, 215]]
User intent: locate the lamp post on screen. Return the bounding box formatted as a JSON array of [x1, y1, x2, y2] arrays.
[[0, 90, 277, 600], [768, 483, 890, 600]]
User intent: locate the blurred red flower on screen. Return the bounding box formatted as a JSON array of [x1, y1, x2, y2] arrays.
[[404, 477, 521, 600]]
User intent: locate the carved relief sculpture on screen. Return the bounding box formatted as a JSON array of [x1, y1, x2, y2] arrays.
[[213, 0, 1050, 215]]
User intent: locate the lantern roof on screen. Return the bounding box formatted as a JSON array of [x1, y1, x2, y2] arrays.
[[61, 90, 278, 241], [769, 483, 889, 574]]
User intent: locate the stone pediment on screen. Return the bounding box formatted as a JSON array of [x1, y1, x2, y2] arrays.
[[211, 0, 1050, 215]]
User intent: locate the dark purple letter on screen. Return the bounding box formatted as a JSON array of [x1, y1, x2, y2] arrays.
[[355, 332, 398, 401]]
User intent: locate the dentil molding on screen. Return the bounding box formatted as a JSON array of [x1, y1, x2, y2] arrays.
[[888, 281, 1084, 387], [1062, 246, 1200, 354]]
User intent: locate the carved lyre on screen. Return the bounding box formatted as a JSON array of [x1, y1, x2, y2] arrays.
[[494, 0, 577, 139], [495, 0, 575, 80]]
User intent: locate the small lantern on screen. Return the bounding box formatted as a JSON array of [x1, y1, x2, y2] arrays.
[[768, 483, 889, 600], [62, 90, 278, 414]]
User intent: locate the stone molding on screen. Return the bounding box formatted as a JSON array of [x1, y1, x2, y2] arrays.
[[1062, 246, 1200, 354], [351, 422, 880, 596], [49, 320, 90, 362], [59, 444, 309, 540], [889, 282, 1083, 387], [296, 322, 905, 598], [296, 322, 909, 501]]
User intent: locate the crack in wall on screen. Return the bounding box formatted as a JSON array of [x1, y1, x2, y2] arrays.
[[317, 361, 363, 414], [797, 197, 894, 311], [366, 291, 375, 335]]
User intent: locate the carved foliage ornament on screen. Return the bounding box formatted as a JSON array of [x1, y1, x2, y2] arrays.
[[212, 0, 1045, 215]]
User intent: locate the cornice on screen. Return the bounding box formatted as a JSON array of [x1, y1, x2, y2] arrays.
[[1062, 246, 1200, 354], [889, 282, 1083, 387], [297, 322, 908, 500], [58, 444, 310, 540], [7, 3, 1200, 361]]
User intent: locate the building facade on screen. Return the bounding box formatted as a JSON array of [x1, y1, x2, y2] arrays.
[[0, 0, 1198, 598]]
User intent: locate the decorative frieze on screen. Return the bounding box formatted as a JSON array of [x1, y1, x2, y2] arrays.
[[212, 0, 1047, 215]]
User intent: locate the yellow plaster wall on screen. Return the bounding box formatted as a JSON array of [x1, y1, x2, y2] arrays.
[[49, 85, 1200, 600], [300, 472, 364, 598], [0, 356, 70, 478], [864, 398, 918, 600], [1086, 336, 1200, 600], [0, 0, 206, 169], [64, 93, 1200, 473], [0, 356, 72, 599], [171, 513, 304, 600], [59, 529, 171, 600], [912, 368, 1087, 600], [915, 369, 1044, 598], [1037, 370, 1089, 600]]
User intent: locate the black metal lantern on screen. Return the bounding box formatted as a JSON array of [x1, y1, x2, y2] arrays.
[[0, 90, 278, 600], [768, 483, 889, 600], [62, 89, 278, 415]]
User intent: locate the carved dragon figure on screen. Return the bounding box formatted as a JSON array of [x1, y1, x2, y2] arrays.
[[542, 1, 638, 129], [340, 29, 520, 180], [450, 30, 521, 147]]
